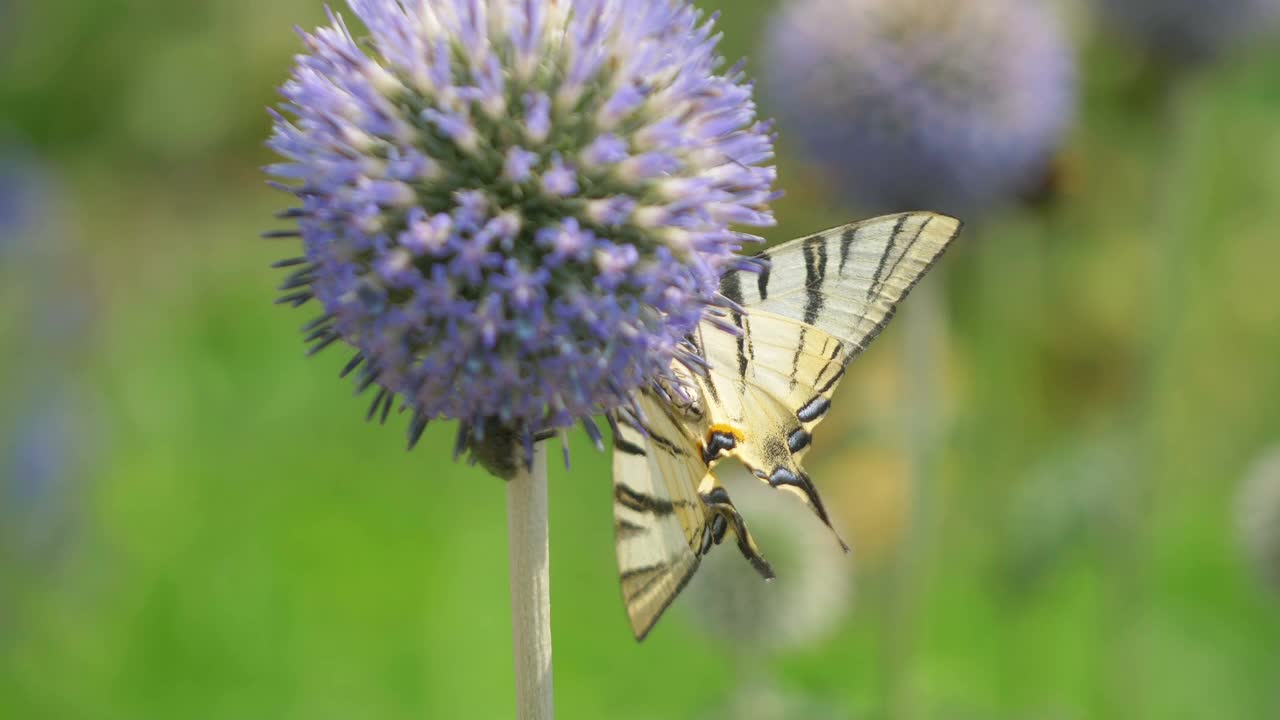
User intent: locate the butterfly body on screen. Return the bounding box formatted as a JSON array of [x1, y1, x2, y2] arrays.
[[610, 211, 962, 641]]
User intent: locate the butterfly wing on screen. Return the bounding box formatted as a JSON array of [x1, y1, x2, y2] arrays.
[[695, 211, 962, 540], [610, 211, 960, 639], [692, 313, 851, 544], [723, 211, 961, 363], [611, 389, 773, 640]]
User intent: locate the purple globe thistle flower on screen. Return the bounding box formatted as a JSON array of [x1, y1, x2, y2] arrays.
[[266, 0, 776, 455], [1096, 0, 1280, 65], [763, 0, 1076, 217]]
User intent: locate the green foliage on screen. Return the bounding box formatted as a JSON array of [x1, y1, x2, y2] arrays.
[[2, 2, 1279, 718]]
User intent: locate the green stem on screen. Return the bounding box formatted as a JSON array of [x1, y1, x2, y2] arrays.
[[882, 278, 946, 720], [1102, 73, 1198, 720]]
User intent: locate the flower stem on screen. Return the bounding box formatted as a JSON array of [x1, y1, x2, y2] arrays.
[[883, 278, 946, 720], [1102, 72, 1198, 720], [506, 440, 554, 720]]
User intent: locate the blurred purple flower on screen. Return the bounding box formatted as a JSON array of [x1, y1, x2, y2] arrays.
[[1097, 0, 1280, 65], [0, 141, 95, 565], [267, 0, 776, 449], [764, 0, 1076, 216], [0, 145, 53, 252], [2, 395, 88, 559]]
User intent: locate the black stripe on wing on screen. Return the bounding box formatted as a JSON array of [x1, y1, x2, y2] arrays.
[[868, 214, 933, 302], [614, 483, 681, 515], [788, 327, 808, 391], [867, 214, 911, 302], [801, 234, 828, 325], [628, 560, 701, 641], [841, 213, 958, 362], [810, 335, 845, 393], [838, 224, 860, 276], [615, 435, 647, 457], [732, 310, 748, 379], [615, 517, 648, 539], [721, 269, 744, 306]]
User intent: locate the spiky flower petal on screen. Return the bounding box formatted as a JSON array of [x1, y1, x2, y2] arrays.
[[764, 0, 1075, 216], [266, 1, 775, 444]]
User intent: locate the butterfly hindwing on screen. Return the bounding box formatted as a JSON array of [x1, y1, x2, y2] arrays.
[[611, 389, 773, 640], [692, 315, 850, 545]]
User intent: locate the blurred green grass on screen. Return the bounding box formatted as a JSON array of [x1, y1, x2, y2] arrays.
[[3, 1, 1280, 718]]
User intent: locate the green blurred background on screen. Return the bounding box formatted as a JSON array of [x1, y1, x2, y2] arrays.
[[2, 1, 1279, 718]]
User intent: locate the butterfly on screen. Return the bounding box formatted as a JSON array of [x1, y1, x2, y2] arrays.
[[608, 211, 962, 640]]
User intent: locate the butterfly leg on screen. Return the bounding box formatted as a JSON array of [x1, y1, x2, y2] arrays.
[[696, 480, 776, 580]]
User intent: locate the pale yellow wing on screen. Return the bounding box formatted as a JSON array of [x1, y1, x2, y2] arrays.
[[612, 212, 960, 640], [611, 389, 773, 641], [696, 211, 961, 540], [721, 211, 961, 363]]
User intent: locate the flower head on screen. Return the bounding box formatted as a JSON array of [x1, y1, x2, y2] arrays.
[[1097, 0, 1280, 65], [764, 0, 1075, 216], [267, 0, 775, 448]]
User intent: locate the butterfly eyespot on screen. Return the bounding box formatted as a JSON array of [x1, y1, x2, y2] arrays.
[[768, 466, 800, 488], [787, 428, 812, 453], [797, 396, 831, 423], [708, 423, 744, 442], [700, 424, 742, 465]]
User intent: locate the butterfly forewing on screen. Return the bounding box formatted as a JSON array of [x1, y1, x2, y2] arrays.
[[694, 311, 846, 432], [723, 212, 960, 364], [698, 211, 960, 540]]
